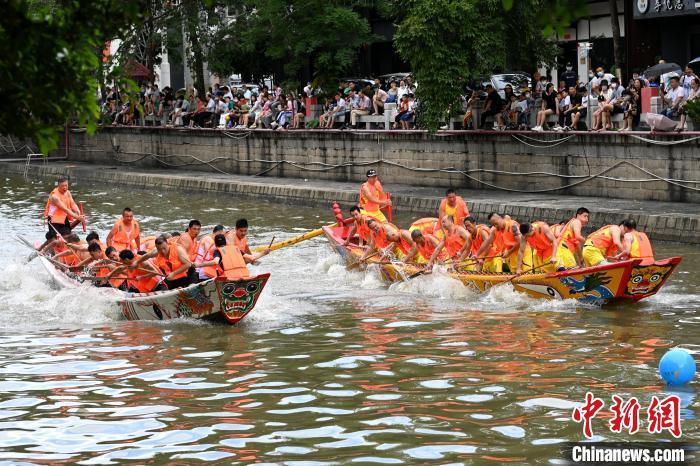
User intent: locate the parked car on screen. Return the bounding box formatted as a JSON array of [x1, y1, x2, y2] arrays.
[[340, 77, 376, 91], [479, 73, 531, 99], [378, 72, 414, 89]]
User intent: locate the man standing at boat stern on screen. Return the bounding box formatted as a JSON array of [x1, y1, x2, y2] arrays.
[[359, 169, 392, 222], [43, 176, 85, 236]]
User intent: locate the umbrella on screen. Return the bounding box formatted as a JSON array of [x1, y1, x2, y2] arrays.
[[645, 113, 678, 132], [688, 57, 700, 67], [642, 62, 682, 80]]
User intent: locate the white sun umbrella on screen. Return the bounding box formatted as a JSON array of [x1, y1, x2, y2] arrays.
[[645, 113, 678, 131]]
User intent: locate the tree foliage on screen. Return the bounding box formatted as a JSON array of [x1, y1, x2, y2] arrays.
[[395, 0, 586, 130], [207, 0, 374, 88], [0, 0, 144, 154]]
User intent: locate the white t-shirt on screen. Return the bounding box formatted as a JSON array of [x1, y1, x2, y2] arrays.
[[517, 100, 528, 112], [560, 96, 571, 109], [665, 86, 687, 106]]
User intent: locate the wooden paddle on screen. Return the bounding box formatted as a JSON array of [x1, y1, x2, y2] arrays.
[[251, 219, 353, 253], [347, 251, 381, 270], [79, 202, 86, 232]]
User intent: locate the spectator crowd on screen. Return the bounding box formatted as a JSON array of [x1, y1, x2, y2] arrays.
[[99, 63, 698, 133]]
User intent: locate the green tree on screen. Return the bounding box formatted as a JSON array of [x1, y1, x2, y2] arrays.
[[394, 0, 586, 130], [0, 0, 144, 154], [207, 0, 374, 89]]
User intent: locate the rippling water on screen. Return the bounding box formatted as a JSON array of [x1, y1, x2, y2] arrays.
[[0, 174, 699, 464]]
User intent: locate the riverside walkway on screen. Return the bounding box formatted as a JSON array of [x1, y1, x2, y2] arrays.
[[3, 160, 699, 244]]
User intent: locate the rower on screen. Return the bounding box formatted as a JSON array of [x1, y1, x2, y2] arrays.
[[140, 235, 157, 252], [516, 222, 567, 274], [212, 234, 270, 280], [343, 206, 371, 247], [64, 231, 106, 254], [359, 169, 391, 222], [475, 213, 521, 273], [52, 234, 88, 267], [614, 219, 654, 263], [427, 216, 471, 268], [402, 229, 443, 264], [197, 225, 224, 280], [582, 223, 624, 267], [360, 218, 402, 261], [103, 246, 126, 289], [109, 250, 167, 293], [106, 207, 141, 252], [138, 235, 192, 289], [226, 219, 252, 255], [439, 188, 470, 226], [178, 220, 202, 283], [557, 207, 589, 266], [462, 217, 491, 271], [43, 176, 85, 236], [38, 229, 59, 255]]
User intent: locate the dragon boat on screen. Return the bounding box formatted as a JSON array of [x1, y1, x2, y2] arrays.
[[20, 236, 269, 324], [322, 223, 681, 305]]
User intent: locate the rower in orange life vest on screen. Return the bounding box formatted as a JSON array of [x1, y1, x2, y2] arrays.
[[212, 234, 270, 280], [43, 176, 85, 236], [137, 235, 193, 289], [401, 229, 443, 264], [106, 207, 141, 252], [582, 223, 624, 267], [516, 222, 570, 274], [427, 215, 471, 269], [439, 188, 470, 226], [462, 217, 491, 271], [557, 207, 589, 267], [225, 219, 253, 255], [613, 219, 654, 264], [52, 234, 89, 267], [108, 250, 169, 293], [359, 169, 391, 222], [475, 213, 521, 273], [177, 220, 202, 283], [359, 218, 405, 261], [196, 225, 225, 280], [63, 231, 107, 257], [344, 206, 372, 247]]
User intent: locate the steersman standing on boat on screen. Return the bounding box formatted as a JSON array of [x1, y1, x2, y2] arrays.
[[43, 176, 85, 235], [359, 169, 391, 222]]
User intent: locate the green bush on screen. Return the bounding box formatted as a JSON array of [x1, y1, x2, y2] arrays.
[[684, 98, 700, 124]]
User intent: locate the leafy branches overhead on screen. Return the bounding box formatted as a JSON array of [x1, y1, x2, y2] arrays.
[[395, 0, 585, 130], [207, 0, 373, 88], [1, 0, 143, 154]]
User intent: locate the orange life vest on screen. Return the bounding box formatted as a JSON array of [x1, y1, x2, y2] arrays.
[[198, 235, 218, 279], [409, 217, 438, 235], [154, 245, 188, 280], [588, 225, 619, 256], [415, 234, 442, 261], [109, 218, 140, 252], [126, 263, 160, 293], [177, 232, 199, 262], [558, 218, 581, 252], [396, 232, 413, 255], [628, 231, 654, 263], [470, 224, 491, 256], [44, 187, 77, 225], [440, 196, 470, 225], [359, 180, 385, 213], [444, 228, 466, 258], [372, 223, 399, 249], [493, 219, 519, 254], [356, 217, 371, 243], [527, 222, 553, 258], [217, 245, 249, 280]]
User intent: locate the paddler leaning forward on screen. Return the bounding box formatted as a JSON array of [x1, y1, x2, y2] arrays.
[[211, 234, 270, 279], [474, 213, 521, 273], [136, 236, 195, 289], [344, 206, 371, 247], [426, 216, 471, 269], [582, 223, 624, 268], [359, 169, 391, 222], [515, 221, 573, 274], [359, 219, 412, 262], [557, 207, 589, 266]]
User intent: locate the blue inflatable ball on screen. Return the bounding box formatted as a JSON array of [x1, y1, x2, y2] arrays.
[[659, 349, 696, 385]]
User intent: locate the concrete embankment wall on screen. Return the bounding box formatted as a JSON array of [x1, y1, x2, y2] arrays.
[[5, 161, 700, 244], [61, 127, 700, 203]]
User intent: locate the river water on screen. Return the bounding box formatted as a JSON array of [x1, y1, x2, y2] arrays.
[[0, 173, 699, 464]]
